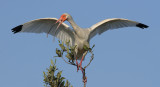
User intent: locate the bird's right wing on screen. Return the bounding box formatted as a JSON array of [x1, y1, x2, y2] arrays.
[[12, 18, 75, 46], [88, 18, 148, 40]]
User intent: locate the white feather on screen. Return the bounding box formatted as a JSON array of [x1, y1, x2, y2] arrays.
[[89, 18, 138, 40], [20, 18, 75, 46]]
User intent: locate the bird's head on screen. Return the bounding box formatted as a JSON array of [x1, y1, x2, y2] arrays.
[[55, 13, 69, 29]]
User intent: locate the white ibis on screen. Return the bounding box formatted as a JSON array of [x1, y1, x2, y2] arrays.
[[12, 13, 149, 71]]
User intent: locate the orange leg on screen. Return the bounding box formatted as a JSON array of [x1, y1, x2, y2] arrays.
[[79, 55, 84, 72], [76, 57, 79, 72]]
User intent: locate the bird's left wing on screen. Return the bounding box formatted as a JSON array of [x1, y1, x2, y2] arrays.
[[88, 18, 148, 40], [12, 18, 75, 46]]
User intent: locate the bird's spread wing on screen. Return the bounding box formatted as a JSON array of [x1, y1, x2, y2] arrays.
[[12, 18, 75, 46], [89, 18, 148, 40]]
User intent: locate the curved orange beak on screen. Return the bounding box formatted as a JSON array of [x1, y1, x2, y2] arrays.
[[47, 14, 67, 37], [55, 14, 67, 29]]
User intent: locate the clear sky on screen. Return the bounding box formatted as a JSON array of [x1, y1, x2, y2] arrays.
[[0, 0, 159, 87]]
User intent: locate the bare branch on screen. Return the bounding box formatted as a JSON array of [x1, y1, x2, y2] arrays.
[[84, 50, 94, 69]]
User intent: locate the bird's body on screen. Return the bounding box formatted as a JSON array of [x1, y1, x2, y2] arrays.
[[74, 31, 90, 59], [12, 13, 149, 65], [65, 15, 90, 59]]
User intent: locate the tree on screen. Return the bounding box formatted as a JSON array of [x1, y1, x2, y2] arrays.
[[43, 41, 95, 87], [43, 59, 72, 87]]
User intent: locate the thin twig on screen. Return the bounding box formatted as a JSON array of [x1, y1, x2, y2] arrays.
[[60, 56, 77, 66], [84, 50, 94, 69]]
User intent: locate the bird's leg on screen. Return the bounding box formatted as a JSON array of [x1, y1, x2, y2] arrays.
[[79, 55, 84, 72], [76, 56, 84, 72], [79, 51, 87, 72], [76, 57, 79, 72]]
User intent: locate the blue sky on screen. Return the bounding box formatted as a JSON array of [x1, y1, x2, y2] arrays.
[[0, 0, 159, 87]]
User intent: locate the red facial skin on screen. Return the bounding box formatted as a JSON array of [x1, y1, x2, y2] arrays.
[[56, 14, 67, 29]]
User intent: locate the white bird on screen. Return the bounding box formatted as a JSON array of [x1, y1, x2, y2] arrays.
[[12, 13, 149, 71]]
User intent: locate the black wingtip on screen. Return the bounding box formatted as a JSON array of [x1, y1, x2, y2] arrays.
[[11, 25, 23, 34], [136, 23, 149, 29]]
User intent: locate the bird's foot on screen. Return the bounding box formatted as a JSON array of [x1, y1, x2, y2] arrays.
[[82, 68, 87, 85], [83, 76, 87, 85]]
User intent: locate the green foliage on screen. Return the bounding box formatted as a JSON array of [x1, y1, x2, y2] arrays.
[[55, 41, 77, 62], [43, 59, 72, 87], [53, 40, 95, 87], [55, 40, 94, 61], [56, 48, 62, 57]]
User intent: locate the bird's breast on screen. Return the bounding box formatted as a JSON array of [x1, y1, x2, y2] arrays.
[[73, 37, 90, 60], [75, 37, 89, 49]]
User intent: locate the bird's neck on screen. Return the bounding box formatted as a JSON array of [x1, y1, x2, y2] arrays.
[[67, 17, 81, 33]]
